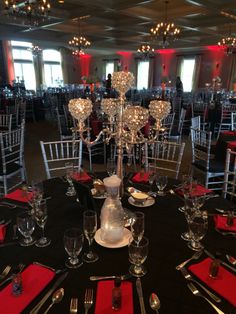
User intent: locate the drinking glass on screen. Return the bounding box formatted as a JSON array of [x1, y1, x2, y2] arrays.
[[178, 174, 193, 212], [148, 171, 156, 193], [65, 162, 76, 196], [34, 199, 51, 247], [188, 211, 208, 251], [129, 237, 149, 277], [107, 158, 116, 176], [82, 210, 99, 263], [131, 211, 145, 244], [181, 195, 195, 241], [17, 212, 35, 246], [156, 175, 168, 196], [64, 228, 84, 268]]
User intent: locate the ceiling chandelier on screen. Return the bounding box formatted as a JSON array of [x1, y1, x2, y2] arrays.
[[218, 26, 236, 55], [27, 44, 42, 56], [136, 43, 155, 59], [150, 0, 180, 48], [4, 0, 51, 25], [68, 36, 91, 56]]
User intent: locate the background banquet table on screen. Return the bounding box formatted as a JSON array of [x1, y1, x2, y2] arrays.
[[0, 176, 236, 314]]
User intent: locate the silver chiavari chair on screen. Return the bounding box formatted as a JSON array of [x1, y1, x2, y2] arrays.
[[0, 114, 12, 133], [223, 148, 236, 199], [0, 120, 26, 196], [40, 139, 83, 179], [231, 112, 236, 131]]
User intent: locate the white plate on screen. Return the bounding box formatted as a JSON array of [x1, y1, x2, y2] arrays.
[[91, 188, 107, 199], [128, 196, 155, 208], [94, 228, 132, 248]]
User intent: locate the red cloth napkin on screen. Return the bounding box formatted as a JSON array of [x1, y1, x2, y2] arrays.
[[222, 131, 236, 136], [132, 172, 150, 183], [189, 257, 236, 307], [175, 184, 212, 197], [0, 225, 6, 242], [5, 189, 32, 203], [214, 214, 236, 232], [95, 280, 133, 314], [72, 171, 91, 182], [0, 264, 55, 314]]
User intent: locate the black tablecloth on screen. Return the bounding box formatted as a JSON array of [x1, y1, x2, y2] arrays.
[[0, 176, 236, 314]]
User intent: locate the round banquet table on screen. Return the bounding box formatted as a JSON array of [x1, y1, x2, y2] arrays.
[[0, 175, 236, 314]]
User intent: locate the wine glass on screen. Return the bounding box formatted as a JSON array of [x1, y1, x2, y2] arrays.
[[64, 228, 84, 269], [181, 195, 195, 241], [178, 174, 193, 212], [33, 199, 51, 247], [131, 211, 145, 244], [65, 162, 76, 197], [82, 210, 99, 263], [129, 236, 149, 277], [156, 175, 168, 196], [107, 158, 116, 176], [188, 210, 208, 251], [17, 212, 35, 246], [148, 171, 156, 194]]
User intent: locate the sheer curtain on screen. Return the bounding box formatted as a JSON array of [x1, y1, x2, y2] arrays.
[[192, 55, 201, 91], [148, 58, 154, 88]]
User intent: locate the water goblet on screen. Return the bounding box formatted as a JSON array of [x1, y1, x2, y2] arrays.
[[131, 211, 145, 244], [148, 171, 156, 193], [181, 195, 195, 241], [82, 210, 99, 263], [65, 162, 76, 197], [188, 210, 208, 251], [156, 175, 168, 196], [34, 199, 51, 247], [129, 236, 149, 277], [64, 228, 84, 268], [107, 158, 116, 177], [17, 212, 35, 246]]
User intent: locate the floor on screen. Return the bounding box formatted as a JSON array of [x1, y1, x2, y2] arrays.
[[24, 120, 193, 183]]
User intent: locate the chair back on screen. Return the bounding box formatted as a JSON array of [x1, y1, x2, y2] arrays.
[[191, 116, 201, 130], [223, 148, 236, 199], [144, 140, 185, 179], [40, 139, 82, 179], [219, 104, 236, 133], [0, 114, 12, 132], [178, 108, 186, 134], [231, 112, 236, 131], [161, 113, 175, 136], [190, 128, 212, 169]]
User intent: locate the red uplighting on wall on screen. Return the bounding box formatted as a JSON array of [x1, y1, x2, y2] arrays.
[[117, 51, 133, 71], [205, 45, 224, 78], [156, 49, 175, 77], [79, 54, 91, 77], [156, 49, 176, 54], [205, 45, 221, 51]]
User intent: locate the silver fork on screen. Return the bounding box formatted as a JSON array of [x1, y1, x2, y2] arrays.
[[70, 297, 78, 314], [0, 263, 25, 287], [187, 283, 225, 314], [176, 250, 202, 270], [0, 265, 11, 281], [180, 267, 221, 303], [84, 289, 93, 314]]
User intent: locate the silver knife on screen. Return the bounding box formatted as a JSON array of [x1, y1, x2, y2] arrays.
[[30, 271, 68, 314], [204, 250, 236, 274], [136, 278, 146, 314]]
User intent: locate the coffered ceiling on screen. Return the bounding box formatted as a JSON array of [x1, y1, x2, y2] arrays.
[[0, 0, 235, 54]]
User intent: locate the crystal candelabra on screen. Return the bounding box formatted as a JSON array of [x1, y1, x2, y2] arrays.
[[68, 71, 171, 193]]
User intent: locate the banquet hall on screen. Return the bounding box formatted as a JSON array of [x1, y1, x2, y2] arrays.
[[0, 0, 236, 314]]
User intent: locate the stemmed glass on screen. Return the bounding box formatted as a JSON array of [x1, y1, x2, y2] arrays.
[[82, 210, 99, 263], [33, 199, 51, 247], [65, 162, 76, 197], [129, 237, 149, 277], [107, 158, 116, 176], [64, 228, 84, 268], [188, 210, 208, 251], [148, 171, 156, 194], [181, 195, 195, 241], [178, 175, 193, 212], [131, 212, 145, 244], [156, 175, 168, 196], [17, 212, 35, 246]]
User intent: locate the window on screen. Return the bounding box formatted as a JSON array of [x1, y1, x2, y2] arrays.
[[11, 41, 36, 90], [137, 61, 149, 90], [43, 49, 63, 87], [106, 62, 114, 78], [180, 58, 196, 92]]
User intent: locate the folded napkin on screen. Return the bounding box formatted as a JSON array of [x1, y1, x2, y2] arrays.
[[132, 172, 150, 183], [0, 264, 55, 314], [175, 184, 212, 197], [72, 171, 91, 182], [5, 189, 32, 203], [222, 131, 236, 136], [0, 224, 6, 242], [95, 280, 133, 314], [214, 215, 236, 232], [189, 257, 236, 307]]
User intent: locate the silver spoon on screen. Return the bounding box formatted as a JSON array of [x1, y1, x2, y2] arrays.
[[149, 293, 161, 313], [44, 288, 64, 314]]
